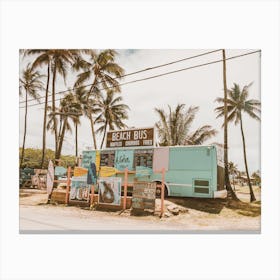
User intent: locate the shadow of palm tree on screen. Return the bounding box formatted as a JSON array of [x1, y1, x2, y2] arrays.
[[166, 197, 261, 217], [225, 200, 261, 217], [167, 197, 227, 214]]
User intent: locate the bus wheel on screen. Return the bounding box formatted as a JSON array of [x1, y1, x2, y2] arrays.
[[156, 184, 168, 198]]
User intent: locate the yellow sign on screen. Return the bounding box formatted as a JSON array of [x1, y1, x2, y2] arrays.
[[99, 166, 118, 177], [96, 151, 101, 172], [74, 167, 88, 177]]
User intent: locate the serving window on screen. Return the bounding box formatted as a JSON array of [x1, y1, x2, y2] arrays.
[[134, 149, 153, 169]]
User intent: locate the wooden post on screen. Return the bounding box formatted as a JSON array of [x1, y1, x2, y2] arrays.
[[65, 166, 71, 204], [123, 168, 128, 210], [90, 185, 95, 206], [160, 168, 165, 217]]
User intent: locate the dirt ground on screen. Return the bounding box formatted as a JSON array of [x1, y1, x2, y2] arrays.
[[19, 185, 261, 232]]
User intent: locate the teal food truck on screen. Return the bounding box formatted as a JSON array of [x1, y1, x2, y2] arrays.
[[82, 127, 227, 199]]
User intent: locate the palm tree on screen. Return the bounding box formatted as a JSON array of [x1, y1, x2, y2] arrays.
[[22, 49, 51, 168], [49, 50, 81, 159], [215, 82, 261, 202], [228, 161, 239, 190], [74, 49, 125, 149], [47, 92, 82, 160], [155, 104, 217, 146], [95, 90, 129, 149], [19, 64, 44, 168], [23, 49, 82, 165]]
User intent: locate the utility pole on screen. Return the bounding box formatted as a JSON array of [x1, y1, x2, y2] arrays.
[[222, 49, 238, 200]]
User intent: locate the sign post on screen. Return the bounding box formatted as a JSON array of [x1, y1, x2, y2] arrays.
[[123, 168, 128, 210], [65, 166, 71, 204], [161, 168, 165, 218]]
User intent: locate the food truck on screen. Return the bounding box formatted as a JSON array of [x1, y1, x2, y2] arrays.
[[81, 127, 227, 199]]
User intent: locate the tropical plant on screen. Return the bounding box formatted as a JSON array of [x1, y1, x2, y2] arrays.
[[228, 161, 239, 190], [73, 87, 102, 156], [47, 92, 82, 160], [19, 64, 44, 168], [251, 170, 261, 186], [215, 82, 261, 202], [23, 49, 81, 166], [155, 104, 217, 146], [95, 90, 130, 149], [19, 148, 76, 169], [73, 49, 125, 149]]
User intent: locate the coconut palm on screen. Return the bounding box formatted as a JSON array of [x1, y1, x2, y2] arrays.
[[49, 50, 81, 159], [23, 49, 82, 164], [19, 64, 44, 168], [73, 49, 125, 149], [215, 82, 261, 202], [22, 49, 52, 168], [47, 92, 82, 160], [228, 161, 239, 190], [71, 87, 102, 157], [95, 90, 129, 149], [155, 104, 217, 146]]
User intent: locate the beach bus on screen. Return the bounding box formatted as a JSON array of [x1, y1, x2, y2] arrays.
[[82, 144, 227, 199]]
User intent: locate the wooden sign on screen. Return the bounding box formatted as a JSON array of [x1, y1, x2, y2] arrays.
[[98, 177, 122, 206], [132, 182, 156, 211], [106, 127, 154, 148]]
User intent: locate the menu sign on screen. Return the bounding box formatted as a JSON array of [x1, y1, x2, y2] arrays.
[[106, 127, 154, 148], [132, 182, 157, 211], [100, 151, 115, 167]]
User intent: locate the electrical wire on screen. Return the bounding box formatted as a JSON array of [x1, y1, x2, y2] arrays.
[[19, 49, 222, 104], [19, 49, 260, 110]]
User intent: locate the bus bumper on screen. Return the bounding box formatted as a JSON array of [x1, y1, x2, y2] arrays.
[[214, 189, 227, 199]]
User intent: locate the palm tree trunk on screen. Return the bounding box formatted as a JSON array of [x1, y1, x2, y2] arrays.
[[89, 113, 97, 149], [20, 89, 28, 168], [40, 62, 50, 168], [100, 122, 107, 149], [240, 114, 256, 202], [56, 117, 68, 160], [52, 62, 58, 159], [222, 49, 238, 200]]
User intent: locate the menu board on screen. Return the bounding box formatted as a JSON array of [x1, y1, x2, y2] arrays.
[[134, 149, 153, 168], [132, 182, 157, 211], [100, 151, 115, 167]]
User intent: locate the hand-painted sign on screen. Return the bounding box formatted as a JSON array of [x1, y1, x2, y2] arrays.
[[70, 176, 91, 201], [134, 149, 153, 168], [98, 177, 121, 205], [100, 151, 115, 167], [54, 166, 67, 176], [46, 160, 54, 195], [106, 127, 154, 148], [82, 150, 96, 169], [99, 166, 118, 177], [73, 167, 88, 177], [132, 182, 156, 211], [114, 149, 134, 171], [135, 166, 153, 177]]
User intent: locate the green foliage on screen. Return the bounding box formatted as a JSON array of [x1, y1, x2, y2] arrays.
[[19, 147, 76, 169]]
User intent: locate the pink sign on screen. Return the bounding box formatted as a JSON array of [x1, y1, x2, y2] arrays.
[[152, 147, 169, 172]]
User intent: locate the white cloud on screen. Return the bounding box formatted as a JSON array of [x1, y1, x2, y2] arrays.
[[19, 49, 261, 172]]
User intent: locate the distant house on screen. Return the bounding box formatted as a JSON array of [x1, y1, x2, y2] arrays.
[[236, 175, 258, 186]]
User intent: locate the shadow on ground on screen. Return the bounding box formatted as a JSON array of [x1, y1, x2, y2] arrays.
[[167, 197, 261, 217]]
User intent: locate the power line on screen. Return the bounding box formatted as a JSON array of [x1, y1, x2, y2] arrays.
[[19, 49, 222, 105], [19, 49, 260, 110]]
